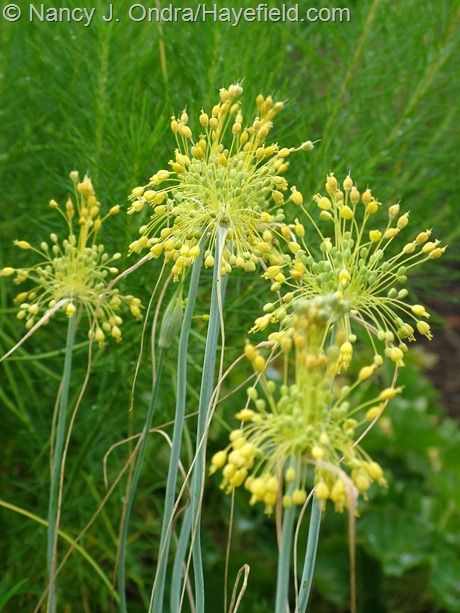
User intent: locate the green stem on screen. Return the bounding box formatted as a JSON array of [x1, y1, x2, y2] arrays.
[[275, 486, 296, 613], [298, 498, 321, 612], [47, 314, 78, 613], [118, 348, 166, 612], [149, 250, 203, 613], [171, 227, 227, 613]]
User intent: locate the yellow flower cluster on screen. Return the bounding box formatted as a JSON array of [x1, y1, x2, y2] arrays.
[[252, 173, 445, 369], [1, 172, 142, 345], [211, 297, 397, 515], [128, 84, 313, 279]]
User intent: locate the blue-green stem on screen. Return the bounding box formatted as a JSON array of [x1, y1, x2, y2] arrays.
[[170, 227, 227, 613], [275, 484, 296, 613], [118, 348, 166, 612], [47, 314, 78, 613], [298, 498, 321, 612], [150, 249, 203, 613]]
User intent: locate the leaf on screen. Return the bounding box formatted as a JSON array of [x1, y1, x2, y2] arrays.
[[0, 579, 29, 610], [430, 552, 460, 612], [360, 508, 430, 576]]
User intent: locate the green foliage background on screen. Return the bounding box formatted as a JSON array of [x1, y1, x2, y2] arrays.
[[1, 0, 459, 611]]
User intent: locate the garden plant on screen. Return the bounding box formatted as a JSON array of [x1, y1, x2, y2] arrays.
[[1, 2, 460, 612]]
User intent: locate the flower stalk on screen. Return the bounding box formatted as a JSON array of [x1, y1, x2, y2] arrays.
[[150, 249, 203, 613], [170, 225, 228, 613], [47, 313, 78, 613], [298, 498, 321, 612]]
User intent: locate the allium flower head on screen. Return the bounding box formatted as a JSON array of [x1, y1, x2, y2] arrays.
[[253, 173, 445, 368], [211, 296, 397, 515], [128, 84, 313, 279], [1, 172, 142, 345]]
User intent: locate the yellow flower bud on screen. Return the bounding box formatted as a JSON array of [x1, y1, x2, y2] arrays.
[[235, 408, 255, 422], [290, 189, 303, 206], [366, 200, 380, 214], [367, 462, 383, 480], [388, 204, 400, 218], [95, 328, 105, 345], [317, 196, 332, 211], [294, 222, 305, 237], [350, 187, 360, 205], [379, 387, 400, 401], [253, 355, 266, 372], [325, 174, 337, 194], [369, 230, 382, 242], [362, 189, 373, 205], [411, 304, 429, 318], [292, 488, 307, 505], [416, 230, 431, 244], [416, 320, 432, 339], [311, 445, 324, 460], [65, 303, 76, 317], [244, 343, 256, 361], [359, 365, 375, 380], [315, 482, 330, 500], [330, 479, 345, 501], [211, 451, 227, 470], [397, 213, 409, 229], [132, 186, 145, 198], [430, 247, 445, 259], [339, 205, 354, 220], [384, 227, 399, 240], [422, 241, 437, 254], [343, 175, 353, 191], [403, 242, 416, 253], [386, 346, 404, 365], [1, 267, 16, 276], [111, 325, 122, 342], [14, 240, 32, 250], [300, 140, 314, 151], [339, 269, 351, 285], [365, 406, 382, 420]]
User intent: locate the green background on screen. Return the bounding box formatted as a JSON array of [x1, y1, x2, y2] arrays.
[[1, 0, 459, 611]]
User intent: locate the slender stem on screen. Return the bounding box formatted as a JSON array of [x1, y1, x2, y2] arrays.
[[170, 508, 193, 612], [298, 498, 321, 613], [150, 250, 203, 613], [171, 227, 227, 613], [47, 314, 78, 613], [118, 349, 166, 612], [275, 487, 296, 613]]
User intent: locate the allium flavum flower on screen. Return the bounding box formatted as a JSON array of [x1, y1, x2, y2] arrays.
[[253, 173, 445, 369], [128, 83, 313, 278], [211, 296, 398, 515], [1, 172, 142, 344]]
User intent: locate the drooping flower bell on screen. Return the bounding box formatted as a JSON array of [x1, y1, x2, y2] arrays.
[[1, 172, 142, 345], [252, 173, 445, 369], [128, 84, 313, 279]]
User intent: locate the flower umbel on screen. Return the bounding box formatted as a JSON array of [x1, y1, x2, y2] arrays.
[[128, 84, 313, 278], [253, 173, 445, 368], [211, 296, 394, 515], [1, 172, 142, 344]]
